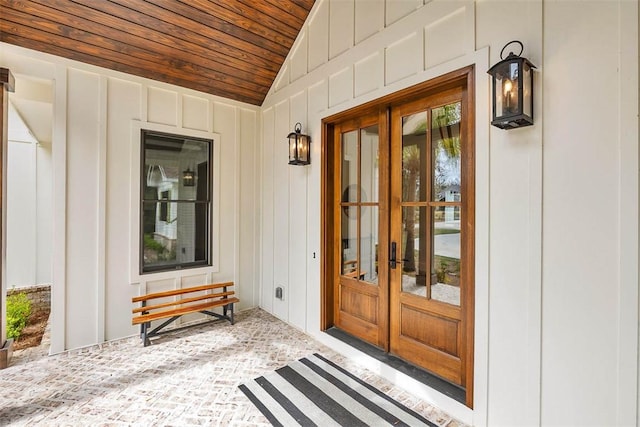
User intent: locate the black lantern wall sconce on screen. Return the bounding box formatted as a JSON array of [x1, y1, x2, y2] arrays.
[[182, 167, 195, 187], [487, 41, 536, 129], [287, 122, 311, 165]]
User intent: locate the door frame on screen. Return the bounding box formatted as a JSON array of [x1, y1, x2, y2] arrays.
[[321, 65, 475, 407]]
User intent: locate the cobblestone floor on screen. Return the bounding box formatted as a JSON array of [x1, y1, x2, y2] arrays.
[[9, 314, 52, 366], [0, 308, 466, 426]]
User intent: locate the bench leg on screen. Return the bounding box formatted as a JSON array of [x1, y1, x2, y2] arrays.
[[142, 322, 150, 347], [229, 303, 235, 325]]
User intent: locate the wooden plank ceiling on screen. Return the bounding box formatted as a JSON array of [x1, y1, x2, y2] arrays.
[[0, 0, 315, 105]]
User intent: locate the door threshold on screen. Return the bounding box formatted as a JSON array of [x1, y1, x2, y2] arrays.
[[325, 327, 465, 404]]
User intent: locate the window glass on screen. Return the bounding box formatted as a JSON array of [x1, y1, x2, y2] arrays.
[[141, 130, 211, 273]]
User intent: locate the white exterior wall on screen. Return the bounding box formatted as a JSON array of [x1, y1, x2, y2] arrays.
[[260, 0, 639, 426], [542, 2, 638, 426], [0, 43, 261, 353], [7, 140, 37, 288], [35, 140, 53, 285], [6, 100, 53, 289]]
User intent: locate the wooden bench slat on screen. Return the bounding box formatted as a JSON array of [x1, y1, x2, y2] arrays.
[[132, 297, 240, 325], [132, 281, 234, 302], [132, 291, 235, 314]]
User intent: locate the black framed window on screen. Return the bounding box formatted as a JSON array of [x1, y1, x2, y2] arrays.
[[141, 130, 212, 273]]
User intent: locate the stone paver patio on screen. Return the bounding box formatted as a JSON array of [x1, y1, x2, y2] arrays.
[[0, 308, 465, 426]]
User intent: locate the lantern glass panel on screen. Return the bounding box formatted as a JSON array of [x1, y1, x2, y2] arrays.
[[288, 135, 297, 163], [523, 62, 532, 117], [504, 62, 519, 116], [494, 61, 521, 119], [299, 135, 309, 163], [494, 74, 503, 118]]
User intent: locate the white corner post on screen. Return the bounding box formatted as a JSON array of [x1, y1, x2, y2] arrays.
[[0, 68, 15, 369]]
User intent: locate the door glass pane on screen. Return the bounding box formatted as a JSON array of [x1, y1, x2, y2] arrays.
[[341, 126, 380, 284], [431, 205, 461, 306], [402, 112, 428, 203], [361, 125, 379, 203], [401, 206, 429, 296], [342, 130, 358, 202], [360, 206, 378, 284], [432, 102, 461, 202], [341, 206, 358, 276]]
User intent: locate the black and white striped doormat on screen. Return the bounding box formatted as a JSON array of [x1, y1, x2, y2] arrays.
[[239, 353, 437, 426]]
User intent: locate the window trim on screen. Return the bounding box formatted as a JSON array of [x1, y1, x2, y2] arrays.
[[129, 121, 221, 283]]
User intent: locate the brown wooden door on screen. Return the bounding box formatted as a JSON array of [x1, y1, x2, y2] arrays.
[[323, 67, 474, 406], [333, 111, 390, 349], [389, 84, 473, 389]]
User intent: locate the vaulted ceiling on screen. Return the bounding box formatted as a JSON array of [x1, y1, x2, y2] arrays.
[[0, 0, 315, 106]]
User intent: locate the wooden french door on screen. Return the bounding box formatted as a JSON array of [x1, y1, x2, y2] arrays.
[[332, 111, 390, 349], [389, 84, 473, 390], [324, 67, 474, 406]]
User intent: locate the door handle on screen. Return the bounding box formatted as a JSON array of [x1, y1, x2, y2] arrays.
[[390, 242, 397, 269]]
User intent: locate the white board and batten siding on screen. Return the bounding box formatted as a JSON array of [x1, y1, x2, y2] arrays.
[[260, 0, 639, 426], [0, 43, 261, 353], [1, 0, 639, 425]]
